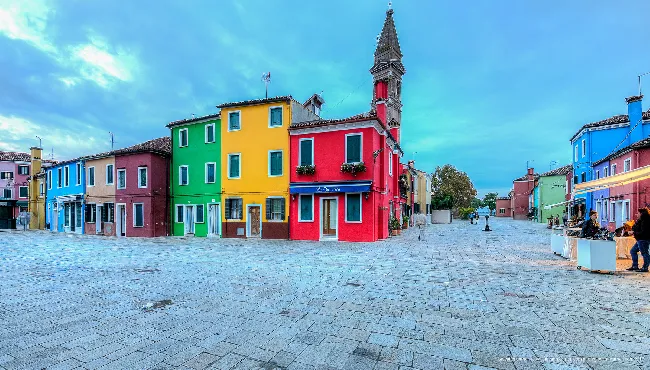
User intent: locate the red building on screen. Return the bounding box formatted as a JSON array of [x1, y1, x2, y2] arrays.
[[512, 168, 537, 220], [496, 197, 512, 217], [113, 137, 171, 237], [288, 8, 405, 242]]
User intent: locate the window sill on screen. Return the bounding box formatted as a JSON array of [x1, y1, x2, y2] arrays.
[[268, 125, 283, 129], [227, 177, 241, 180], [133, 226, 144, 228], [298, 220, 314, 223], [268, 174, 283, 178], [267, 220, 284, 223], [225, 219, 243, 221], [345, 220, 362, 224], [227, 128, 241, 132]]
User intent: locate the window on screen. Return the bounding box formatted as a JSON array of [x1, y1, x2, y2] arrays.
[[603, 200, 608, 219], [176, 205, 184, 223], [179, 165, 189, 185], [133, 203, 144, 227], [611, 164, 617, 176], [624, 201, 630, 222], [346, 193, 362, 222], [574, 175, 578, 185], [499, 208, 505, 214], [269, 150, 283, 177], [574, 145, 578, 162], [205, 163, 216, 183], [117, 169, 126, 189], [269, 106, 283, 127], [86, 204, 96, 223], [64, 166, 69, 187], [47, 171, 52, 190], [604, 167, 608, 177], [18, 165, 29, 175], [299, 195, 313, 222], [205, 123, 215, 143], [2, 189, 11, 199], [389, 151, 393, 176], [580, 172, 586, 183], [624, 158, 632, 172], [106, 164, 114, 185], [595, 170, 600, 179], [195, 204, 204, 223], [228, 111, 241, 131], [566, 180, 569, 194], [228, 154, 240, 179], [581, 139, 586, 158], [610, 202, 615, 222], [18, 186, 28, 198], [0, 171, 12, 180], [299, 139, 313, 166], [225, 198, 243, 220], [76, 163, 81, 185], [88, 167, 95, 186], [39, 182, 44, 196], [102, 203, 114, 223], [138, 167, 148, 188], [345, 134, 362, 163], [266, 198, 285, 221], [57, 168, 62, 187], [179, 128, 188, 147]]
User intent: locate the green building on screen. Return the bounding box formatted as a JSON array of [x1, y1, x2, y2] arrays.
[[167, 114, 222, 237], [536, 164, 572, 223]]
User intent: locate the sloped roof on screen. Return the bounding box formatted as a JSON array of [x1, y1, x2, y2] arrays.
[[539, 164, 572, 177], [0, 151, 30, 161], [570, 110, 650, 142], [375, 9, 402, 59], [84, 137, 171, 160], [514, 173, 539, 181], [167, 113, 220, 128], [217, 95, 293, 109]]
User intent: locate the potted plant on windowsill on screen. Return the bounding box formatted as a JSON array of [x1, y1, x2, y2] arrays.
[[390, 217, 401, 236], [296, 165, 316, 175], [341, 162, 367, 175], [402, 215, 409, 229]]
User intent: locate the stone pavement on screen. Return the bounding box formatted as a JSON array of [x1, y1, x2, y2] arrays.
[[1, 218, 650, 370]]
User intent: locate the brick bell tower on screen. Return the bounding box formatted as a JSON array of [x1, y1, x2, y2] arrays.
[[371, 7, 405, 142]]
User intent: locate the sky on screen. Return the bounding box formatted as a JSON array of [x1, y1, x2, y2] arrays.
[[2, 0, 650, 197]]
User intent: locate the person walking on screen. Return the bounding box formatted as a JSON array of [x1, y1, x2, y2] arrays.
[[415, 211, 427, 241], [627, 208, 650, 272], [469, 212, 474, 225]]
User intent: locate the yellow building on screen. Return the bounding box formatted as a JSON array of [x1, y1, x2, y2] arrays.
[[217, 96, 317, 239], [28, 147, 46, 229]]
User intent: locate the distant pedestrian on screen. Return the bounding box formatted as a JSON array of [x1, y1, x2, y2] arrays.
[[469, 212, 474, 224], [627, 209, 650, 272], [415, 212, 427, 241]]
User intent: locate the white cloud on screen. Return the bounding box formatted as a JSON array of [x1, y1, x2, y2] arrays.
[[0, 0, 56, 54], [70, 35, 138, 86]]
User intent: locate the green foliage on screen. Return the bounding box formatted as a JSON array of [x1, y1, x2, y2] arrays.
[[341, 162, 367, 174], [296, 165, 316, 175], [470, 197, 483, 209], [402, 215, 409, 224], [430, 164, 477, 210], [482, 192, 498, 211], [389, 217, 401, 231], [431, 193, 453, 210], [458, 207, 475, 220]]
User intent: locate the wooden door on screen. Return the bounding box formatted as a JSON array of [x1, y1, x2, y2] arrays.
[[248, 206, 261, 237], [322, 199, 337, 236]]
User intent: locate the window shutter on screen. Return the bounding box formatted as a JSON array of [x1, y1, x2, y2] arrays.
[[266, 198, 271, 220], [300, 141, 312, 166], [225, 199, 231, 219], [237, 199, 243, 220], [281, 198, 285, 220]]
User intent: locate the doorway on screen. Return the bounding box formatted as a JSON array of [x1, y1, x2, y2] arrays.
[[320, 197, 338, 240], [184, 205, 195, 235], [116, 204, 126, 237], [246, 204, 261, 238], [207, 203, 220, 237], [95, 204, 102, 234]]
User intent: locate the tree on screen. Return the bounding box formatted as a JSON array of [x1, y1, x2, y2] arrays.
[[430, 164, 477, 210], [470, 197, 483, 209], [482, 192, 498, 211]]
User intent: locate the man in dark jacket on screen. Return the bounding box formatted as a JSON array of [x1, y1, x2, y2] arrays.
[[581, 210, 600, 238], [627, 208, 650, 272]]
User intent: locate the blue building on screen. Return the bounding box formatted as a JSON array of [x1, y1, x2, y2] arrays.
[[45, 159, 85, 233], [590, 159, 610, 226], [570, 94, 649, 217]]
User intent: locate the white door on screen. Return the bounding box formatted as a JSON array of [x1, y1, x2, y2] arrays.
[[185, 205, 195, 235], [320, 197, 338, 240], [117, 205, 126, 237], [96, 205, 102, 233], [208, 204, 220, 237], [615, 201, 623, 227]]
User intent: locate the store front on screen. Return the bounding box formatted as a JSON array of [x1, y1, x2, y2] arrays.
[[56, 194, 84, 234], [0, 200, 17, 229]]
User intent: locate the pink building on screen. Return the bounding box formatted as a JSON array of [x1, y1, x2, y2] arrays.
[[0, 152, 31, 228], [113, 137, 171, 237], [496, 197, 512, 217], [512, 168, 537, 220]]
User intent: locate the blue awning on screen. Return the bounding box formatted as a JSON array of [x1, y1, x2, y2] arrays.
[[290, 181, 372, 194]]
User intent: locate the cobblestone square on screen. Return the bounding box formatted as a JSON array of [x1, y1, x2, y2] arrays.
[[2, 218, 650, 369]]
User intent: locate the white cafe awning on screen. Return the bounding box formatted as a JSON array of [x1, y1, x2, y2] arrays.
[[56, 194, 83, 203], [573, 164, 650, 195], [543, 200, 571, 210]]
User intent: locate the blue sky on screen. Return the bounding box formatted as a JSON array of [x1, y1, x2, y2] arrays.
[[1, 0, 650, 197]]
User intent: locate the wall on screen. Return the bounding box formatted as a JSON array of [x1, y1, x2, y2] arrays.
[[512, 180, 534, 220], [430, 210, 451, 224], [591, 161, 610, 226], [45, 161, 85, 232], [538, 175, 568, 222], [85, 156, 115, 235], [495, 199, 511, 217], [221, 102, 291, 239], [170, 118, 222, 237]]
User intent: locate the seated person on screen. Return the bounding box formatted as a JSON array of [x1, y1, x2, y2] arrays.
[[581, 211, 600, 238], [615, 221, 634, 237]]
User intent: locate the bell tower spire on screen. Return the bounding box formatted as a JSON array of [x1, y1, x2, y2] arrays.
[[371, 6, 405, 139]]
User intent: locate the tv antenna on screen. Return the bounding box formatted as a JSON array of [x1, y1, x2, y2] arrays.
[[261, 72, 271, 98], [639, 72, 650, 96], [109, 132, 115, 150], [35, 135, 42, 148]]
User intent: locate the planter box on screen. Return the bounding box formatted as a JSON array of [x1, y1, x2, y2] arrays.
[[551, 235, 565, 255], [563, 237, 579, 261], [431, 210, 452, 224], [577, 239, 616, 273]]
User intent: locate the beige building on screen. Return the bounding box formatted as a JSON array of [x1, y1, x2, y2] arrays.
[[414, 169, 431, 215], [85, 156, 116, 236]]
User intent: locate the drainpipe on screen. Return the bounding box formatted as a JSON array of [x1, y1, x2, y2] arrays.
[[636, 151, 640, 211]]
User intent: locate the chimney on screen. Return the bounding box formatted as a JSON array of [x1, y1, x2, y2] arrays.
[[527, 168, 534, 181], [626, 95, 643, 144]]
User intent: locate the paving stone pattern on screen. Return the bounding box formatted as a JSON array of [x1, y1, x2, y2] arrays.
[[1, 218, 650, 369]]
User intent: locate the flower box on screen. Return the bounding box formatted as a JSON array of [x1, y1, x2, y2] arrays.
[[296, 165, 316, 175], [340, 162, 366, 175]]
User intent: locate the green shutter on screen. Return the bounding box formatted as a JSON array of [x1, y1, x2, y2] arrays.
[[237, 199, 243, 219], [271, 152, 282, 176], [271, 107, 282, 126], [300, 195, 312, 221], [230, 155, 239, 178], [347, 194, 361, 221], [266, 198, 272, 220], [300, 140, 312, 166], [224, 200, 231, 219], [280, 198, 285, 220], [346, 135, 361, 163]]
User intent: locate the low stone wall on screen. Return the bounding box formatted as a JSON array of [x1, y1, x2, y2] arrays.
[[431, 210, 452, 224]]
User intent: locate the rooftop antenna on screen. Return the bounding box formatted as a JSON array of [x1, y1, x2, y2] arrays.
[[109, 132, 114, 150], [261, 72, 271, 99], [388, 0, 392, 10], [639, 72, 650, 96], [35, 135, 42, 148], [191, 113, 195, 119], [50, 148, 54, 160]]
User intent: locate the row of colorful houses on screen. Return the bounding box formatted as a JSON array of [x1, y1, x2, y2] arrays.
[[500, 92, 650, 230], [1, 8, 426, 242]]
